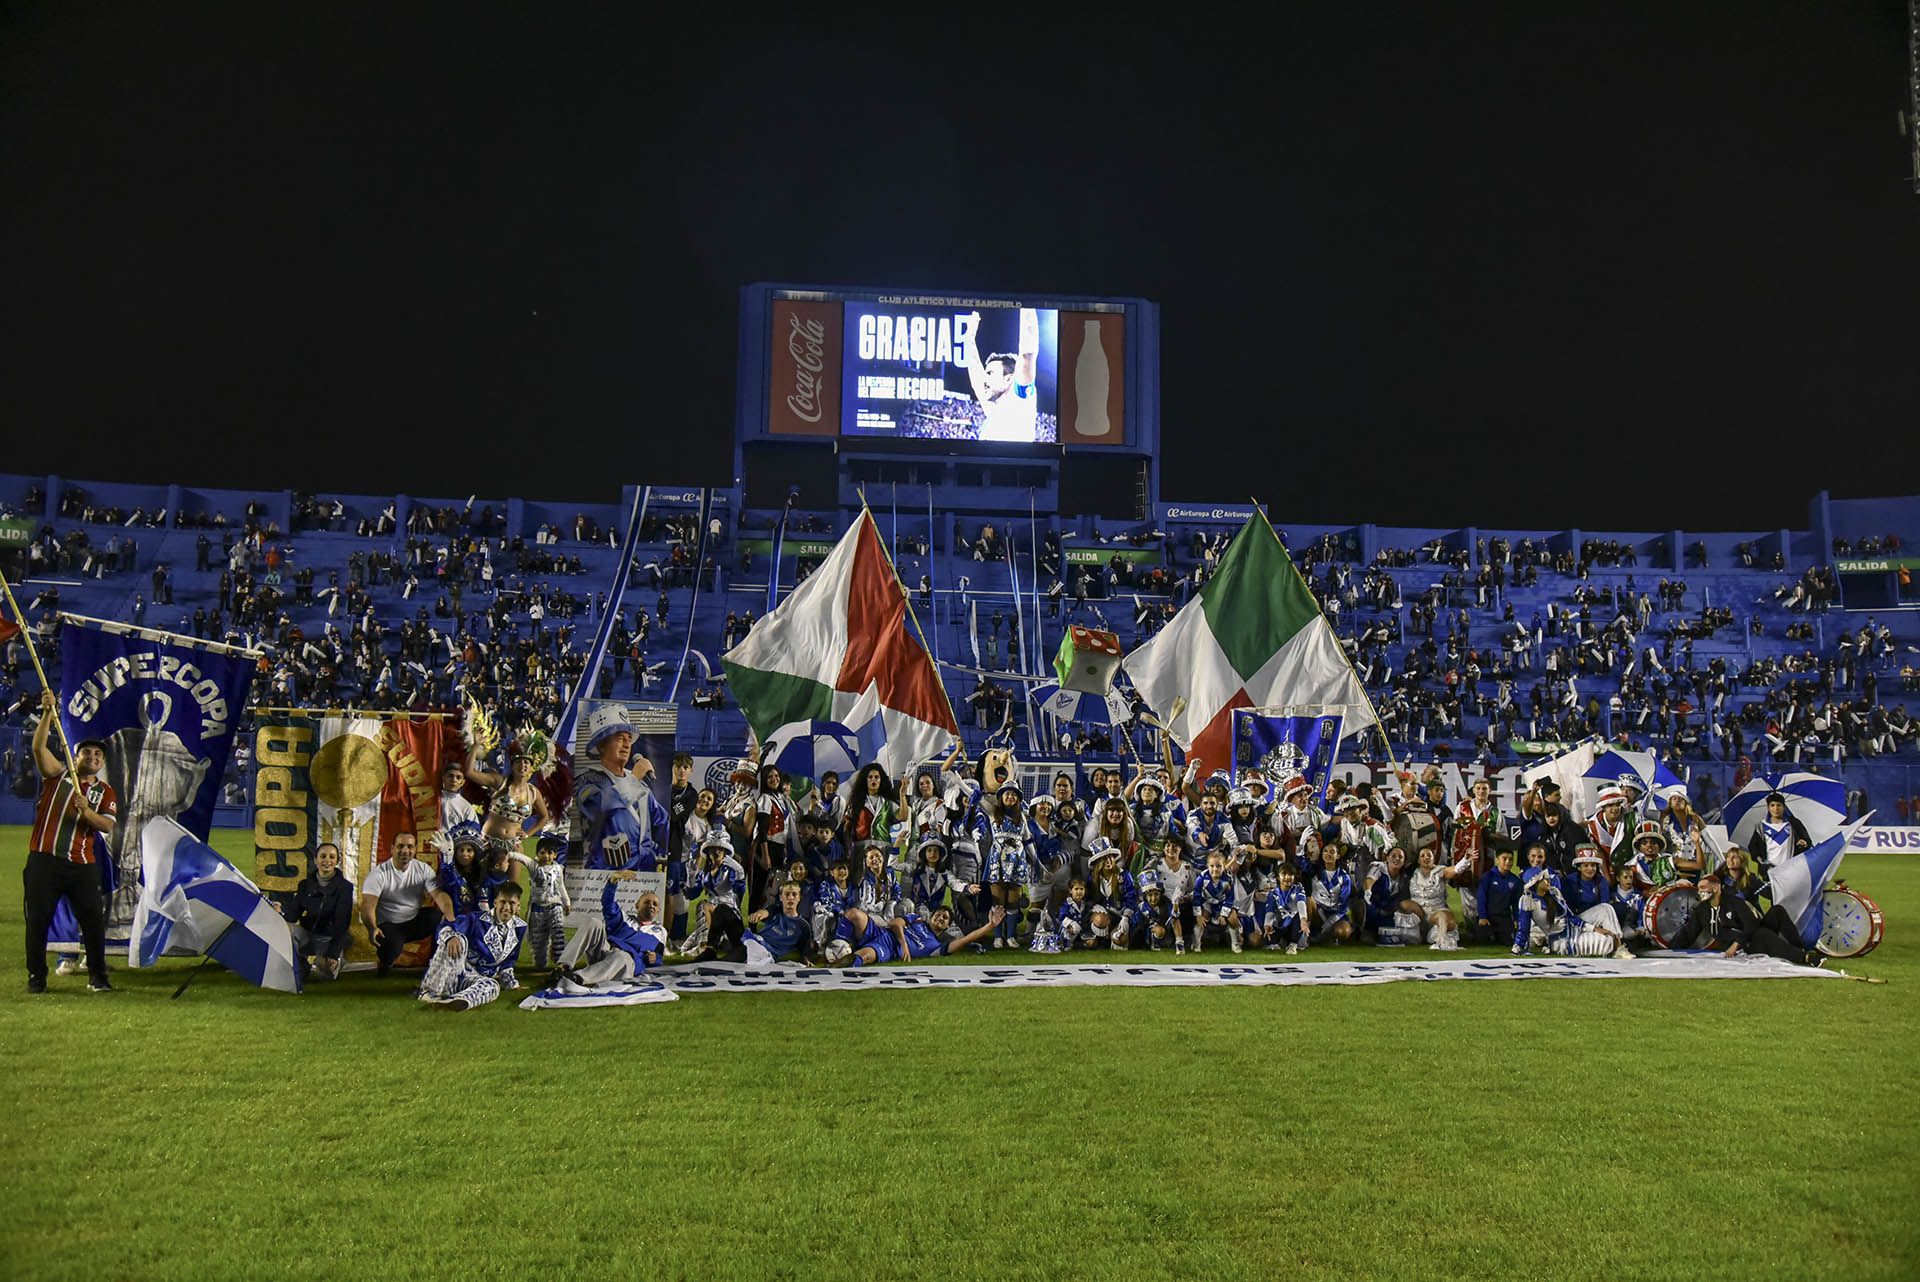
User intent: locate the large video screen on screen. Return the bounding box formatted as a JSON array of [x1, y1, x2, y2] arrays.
[[840, 302, 1060, 442]]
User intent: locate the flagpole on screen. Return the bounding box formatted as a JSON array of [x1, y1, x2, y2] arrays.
[[1249, 504, 1406, 783], [856, 503, 962, 749], [666, 486, 713, 704], [0, 567, 78, 778], [56, 612, 268, 658], [926, 483, 941, 663]]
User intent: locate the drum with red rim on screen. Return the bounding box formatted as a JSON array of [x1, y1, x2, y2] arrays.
[[1643, 885, 1699, 948], [1816, 889, 1884, 958]]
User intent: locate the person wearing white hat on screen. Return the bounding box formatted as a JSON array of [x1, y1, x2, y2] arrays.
[[1271, 775, 1326, 860], [1584, 787, 1631, 866], [570, 703, 666, 871]]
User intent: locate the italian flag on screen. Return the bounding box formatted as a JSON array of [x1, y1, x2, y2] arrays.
[[1124, 512, 1374, 770], [722, 510, 959, 777]]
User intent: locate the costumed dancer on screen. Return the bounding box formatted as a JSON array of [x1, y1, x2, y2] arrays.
[[418, 882, 527, 1011], [570, 705, 667, 871]]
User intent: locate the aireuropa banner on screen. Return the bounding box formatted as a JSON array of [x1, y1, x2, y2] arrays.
[[1161, 504, 1265, 524]]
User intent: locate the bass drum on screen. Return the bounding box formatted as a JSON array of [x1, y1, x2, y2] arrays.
[[1816, 889, 1884, 959], [1643, 885, 1699, 948]]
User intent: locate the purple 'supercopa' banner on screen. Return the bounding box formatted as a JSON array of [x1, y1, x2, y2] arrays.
[[59, 619, 254, 930]]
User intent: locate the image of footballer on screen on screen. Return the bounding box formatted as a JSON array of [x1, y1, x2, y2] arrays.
[[842, 303, 1059, 443]]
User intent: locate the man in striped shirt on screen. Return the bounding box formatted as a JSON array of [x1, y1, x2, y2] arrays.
[[25, 690, 119, 993]]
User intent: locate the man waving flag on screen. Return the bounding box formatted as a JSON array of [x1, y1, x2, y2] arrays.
[[1124, 511, 1373, 769]]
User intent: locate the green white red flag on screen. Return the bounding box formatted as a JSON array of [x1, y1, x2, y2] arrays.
[[721, 510, 958, 777], [1123, 512, 1374, 770]]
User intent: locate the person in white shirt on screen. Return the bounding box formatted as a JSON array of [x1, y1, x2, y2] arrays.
[[358, 831, 453, 976]]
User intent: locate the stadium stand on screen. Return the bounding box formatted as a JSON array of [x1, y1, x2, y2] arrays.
[[3, 471, 1917, 828]]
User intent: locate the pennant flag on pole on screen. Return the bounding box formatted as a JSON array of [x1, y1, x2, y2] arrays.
[[132, 817, 302, 993], [1768, 818, 1864, 948], [1123, 514, 1373, 769], [722, 510, 958, 778]]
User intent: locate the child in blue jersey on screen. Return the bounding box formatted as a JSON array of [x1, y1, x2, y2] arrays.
[[1259, 864, 1310, 954], [1309, 841, 1356, 945], [1192, 848, 1242, 953], [1610, 867, 1647, 944], [1058, 878, 1090, 948], [1362, 846, 1414, 942], [810, 858, 853, 950], [1135, 873, 1175, 950]]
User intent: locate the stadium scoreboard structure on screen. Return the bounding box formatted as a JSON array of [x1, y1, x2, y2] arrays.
[[736, 283, 1160, 517]]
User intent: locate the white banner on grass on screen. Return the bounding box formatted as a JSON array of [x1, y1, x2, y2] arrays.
[[639, 954, 1837, 995], [519, 979, 680, 1010]]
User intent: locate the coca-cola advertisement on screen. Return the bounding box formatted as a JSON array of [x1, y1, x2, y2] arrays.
[[839, 300, 1059, 443], [767, 298, 842, 437]]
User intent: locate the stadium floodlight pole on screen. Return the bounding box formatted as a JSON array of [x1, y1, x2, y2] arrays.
[[1250, 501, 1407, 784], [0, 567, 78, 779]]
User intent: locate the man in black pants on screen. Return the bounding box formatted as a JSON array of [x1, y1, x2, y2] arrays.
[[1666, 870, 1823, 966], [24, 690, 119, 993]]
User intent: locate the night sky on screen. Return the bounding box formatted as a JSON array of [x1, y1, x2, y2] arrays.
[[4, 4, 1915, 531]]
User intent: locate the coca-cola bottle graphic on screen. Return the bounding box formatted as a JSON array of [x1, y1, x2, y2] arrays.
[[1074, 318, 1111, 438]]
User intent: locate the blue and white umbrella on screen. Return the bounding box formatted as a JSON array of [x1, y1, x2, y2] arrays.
[[1723, 771, 1848, 848], [1034, 681, 1133, 727], [762, 718, 864, 782], [1582, 749, 1686, 802]]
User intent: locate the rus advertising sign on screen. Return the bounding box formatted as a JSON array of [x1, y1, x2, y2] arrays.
[[841, 300, 1060, 442], [1057, 310, 1125, 445], [768, 298, 842, 437]]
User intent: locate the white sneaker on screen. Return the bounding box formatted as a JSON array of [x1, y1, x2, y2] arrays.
[[1174, 940, 1186, 955], [1285, 943, 1299, 956], [992, 937, 1004, 950], [1230, 940, 1242, 954], [54, 957, 80, 976]]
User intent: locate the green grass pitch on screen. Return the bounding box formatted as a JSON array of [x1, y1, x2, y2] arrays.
[[1, 826, 1915, 1281]]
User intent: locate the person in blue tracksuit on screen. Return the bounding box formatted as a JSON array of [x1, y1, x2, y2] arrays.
[[1057, 879, 1090, 947], [1474, 849, 1523, 946]]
